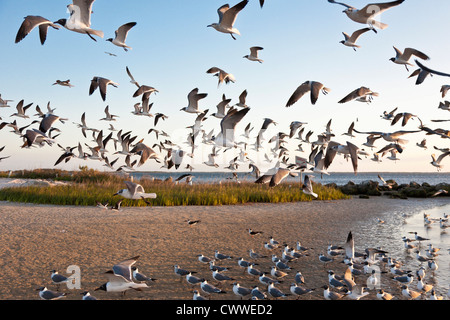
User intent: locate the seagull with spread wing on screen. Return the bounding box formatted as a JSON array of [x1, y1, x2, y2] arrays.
[[286, 81, 331, 107], [208, 0, 249, 40], [328, 0, 405, 32]]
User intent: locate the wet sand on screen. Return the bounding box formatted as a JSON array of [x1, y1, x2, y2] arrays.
[[0, 196, 448, 300]]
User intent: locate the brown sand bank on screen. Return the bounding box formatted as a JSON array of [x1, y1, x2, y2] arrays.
[[0, 197, 446, 300]]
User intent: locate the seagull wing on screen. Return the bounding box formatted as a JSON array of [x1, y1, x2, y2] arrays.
[[347, 141, 359, 175], [437, 151, 450, 163], [239, 90, 248, 104], [269, 168, 290, 187], [126, 66, 140, 87], [115, 22, 136, 42], [112, 255, 140, 281], [415, 60, 450, 78], [15, 16, 58, 45], [72, 0, 95, 27], [249, 46, 263, 57], [327, 0, 355, 9], [359, 0, 405, 18], [220, 107, 250, 144], [402, 48, 430, 61], [344, 231, 354, 259], [310, 81, 326, 105], [338, 87, 370, 104], [286, 81, 311, 107], [221, 0, 249, 28], [89, 78, 99, 96], [349, 28, 372, 42], [217, 4, 230, 24]]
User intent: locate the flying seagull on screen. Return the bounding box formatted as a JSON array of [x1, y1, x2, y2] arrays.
[[95, 256, 148, 296], [328, 0, 405, 32], [15, 16, 60, 45], [338, 86, 379, 104], [286, 81, 331, 106], [214, 107, 250, 148], [106, 22, 137, 51], [340, 27, 375, 50], [243, 46, 264, 63], [208, 0, 249, 40], [114, 181, 157, 200], [302, 174, 318, 198], [89, 77, 119, 101], [390, 47, 430, 72], [55, 0, 104, 42], [180, 88, 208, 114], [354, 128, 421, 144], [430, 152, 450, 171], [53, 80, 74, 88], [414, 60, 450, 80], [206, 67, 236, 87]]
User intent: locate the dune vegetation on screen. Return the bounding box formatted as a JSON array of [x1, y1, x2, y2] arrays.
[[0, 168, 350, 207]]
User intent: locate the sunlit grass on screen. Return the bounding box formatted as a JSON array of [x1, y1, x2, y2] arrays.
[[0, 169, 350, 206]]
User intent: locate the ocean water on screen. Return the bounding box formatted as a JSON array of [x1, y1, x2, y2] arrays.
[[129, 171, 450, 186], [353, 200, 450, 297]]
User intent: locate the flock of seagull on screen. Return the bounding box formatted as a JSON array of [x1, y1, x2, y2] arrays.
[[37, 209, 450, 300], [0, 0, 449, 188], [1, 0, 449, 302]]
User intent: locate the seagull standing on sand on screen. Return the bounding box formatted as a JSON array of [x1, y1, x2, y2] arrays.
[[377, 289, 394, 300], [37, 287, 67, 300], [232, 283, 252, 299], [208, 0, 249, 40], [322, 285, 346, 300], [81, 291, 97, 300], [106, 22, 137, 51], [51, 270, 72, 289]]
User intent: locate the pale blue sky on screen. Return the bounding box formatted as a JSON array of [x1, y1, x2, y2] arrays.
[[0, 0, 449, 173]]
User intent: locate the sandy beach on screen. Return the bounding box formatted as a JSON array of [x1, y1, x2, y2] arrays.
[[0, 195, 448, 301]]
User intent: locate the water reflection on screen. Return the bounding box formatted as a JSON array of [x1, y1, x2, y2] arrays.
[[354, 200, 449, 297]]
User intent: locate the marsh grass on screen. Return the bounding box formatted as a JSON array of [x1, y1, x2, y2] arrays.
[[0, 171, 350, 207]]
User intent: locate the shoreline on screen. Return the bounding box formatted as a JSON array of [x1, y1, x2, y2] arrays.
[[0, 197, 448, 300]]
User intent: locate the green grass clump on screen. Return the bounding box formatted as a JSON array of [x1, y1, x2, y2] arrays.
[[0, 177, 350, 207]]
